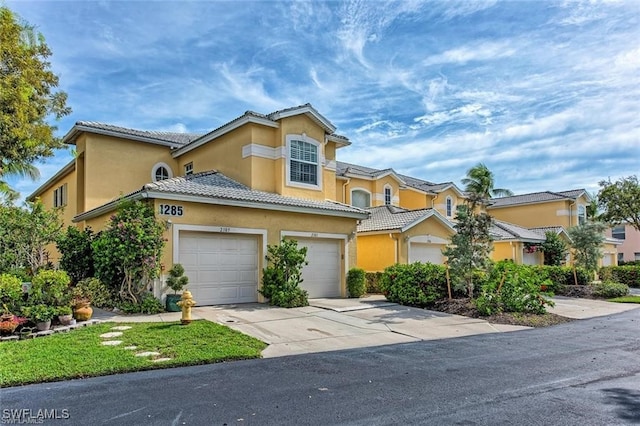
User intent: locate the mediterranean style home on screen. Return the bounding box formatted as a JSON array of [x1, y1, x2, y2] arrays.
[[29, 103, 619, 304], [606, 225, 640, 263]]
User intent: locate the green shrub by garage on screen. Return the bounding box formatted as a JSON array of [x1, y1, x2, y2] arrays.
[[380, 262, 447, 307], [599, 266, 640, 288], [347, 268, 366, 298]]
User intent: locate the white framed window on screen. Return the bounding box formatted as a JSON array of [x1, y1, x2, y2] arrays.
[[612, 225, 625, 240], [151, 162, 173, 182], [446, 196, 453, 217], [384, 185, 392, 205], [578, 205, 586, 225], [351, 189, 371, 209], [53, 183, 67, 208], [184, 162, 193, 176], [286, 135, 321, 190]]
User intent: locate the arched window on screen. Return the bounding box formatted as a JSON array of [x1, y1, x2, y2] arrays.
[[351, 189, 371, 209], [152, 163, 173, 182], [384, 186, 392, 205], [446, 196, 454, 217]]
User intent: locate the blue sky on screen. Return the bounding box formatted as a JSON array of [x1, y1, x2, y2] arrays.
[[6, 0, 640, 202]]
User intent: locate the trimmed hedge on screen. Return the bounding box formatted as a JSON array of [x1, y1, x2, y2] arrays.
[[365, 272, 383, 294], [531, 265, 590, 292], [592, 281, 629, 298], [599, 266, 640, 288], [380, 263, 447, 307], [347, 268, 366, 298]]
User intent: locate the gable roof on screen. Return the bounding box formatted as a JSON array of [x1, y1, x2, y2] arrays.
[[491, 220, 547, 242], [73, 170, 369, 223], [357, 205, 455, 233], [63, 121, 202, 148], [487, 189, 589, 209]]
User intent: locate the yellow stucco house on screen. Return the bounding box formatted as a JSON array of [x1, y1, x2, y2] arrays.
[[29, 104, 369, 304]]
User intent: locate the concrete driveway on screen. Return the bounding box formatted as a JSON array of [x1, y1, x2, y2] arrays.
[[190, 295, 528, 357]]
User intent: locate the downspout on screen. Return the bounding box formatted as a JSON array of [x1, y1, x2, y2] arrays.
[[390, 233, 399, 263], [569, 200, 576, 227], [510, 241, 515, 261], [342, 178, 351, 205]]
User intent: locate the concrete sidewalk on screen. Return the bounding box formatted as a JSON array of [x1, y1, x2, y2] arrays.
[[93, 295, 639, 358]]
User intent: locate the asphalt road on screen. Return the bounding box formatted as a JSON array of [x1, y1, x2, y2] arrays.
[[2, 310, 639, 426]]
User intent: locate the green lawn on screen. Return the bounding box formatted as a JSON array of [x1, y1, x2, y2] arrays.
[[608, 295, 640, 304], [0, 320, 267, 387]]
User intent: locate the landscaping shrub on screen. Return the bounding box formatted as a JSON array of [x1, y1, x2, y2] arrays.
[[599, 266, 640, 288], [0, 273, 23, 312], [347, 268, 366, 298], [57, 226, 95, 284], [29, 270, 71, 306], [380, 263, 447, 307], [365, 272, 383, 294], [259, 240, 309, 308], [74, 277, 115, 308], [532, 265, 590, 291], [118, 292, 164, 314], [592, 281, 629, 299], [475, 261, 554, 316]]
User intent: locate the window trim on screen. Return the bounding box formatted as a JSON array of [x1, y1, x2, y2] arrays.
[[350, 188, 372, 209], [285, 134, 322, 191], [151, 162, 173, 182], [445, 196, 454, 218], [184, 162, 193, 176], [577, 204, 586, 225], [384, 185, 392, 205], [611, 225, 625, 240]]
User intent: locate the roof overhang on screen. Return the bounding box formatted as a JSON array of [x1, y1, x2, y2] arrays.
[[400, 210, 456, 234], [27, 159, 75, 201], [62, 124, 179, 148], [269, 104, 336, 133]]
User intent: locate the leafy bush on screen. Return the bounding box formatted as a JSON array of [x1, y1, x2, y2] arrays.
[[599, 266, 640, 288], [475, 261, 554, 315], [541, 231, 568, 266], [365, 272, 383, 294], [0, 274, 23, 312], [118, 292, 164, 314], [347, 268, 366, 298], [166, 263, 189, 294], [532, 265, 590, 291], [72, 277, 114, 308], [619, 260, 640, 266], [259, 240, 309, 308], [380, 263, 447, 307], [23, 304, 56, 322], [29, 270, 71, 306], [592, 281, 629, 298], [57, 226, 95, 284]]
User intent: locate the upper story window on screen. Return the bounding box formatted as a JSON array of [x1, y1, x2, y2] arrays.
[[53, 183, 67, 208], [351, 189, 371, 209], [184, 162, 193, 176], [152, 162, 173, 182], [286, 135, 322, 190], [384, 186, 392, 205], [446, 196, 453, 218], [578, 205, 586, 225], [612, 225, 626, 240]]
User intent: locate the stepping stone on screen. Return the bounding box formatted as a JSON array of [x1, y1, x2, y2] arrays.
[[111, 326, 132, 331], [100, 332, 123, 339], [152, 358, 172, 363], [123, 346, 137, 350], [135, 351, 160, 357], [101, 340, 122, 346]]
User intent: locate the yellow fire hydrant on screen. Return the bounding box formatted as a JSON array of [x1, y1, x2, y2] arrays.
[[176, 290, 196, 325]]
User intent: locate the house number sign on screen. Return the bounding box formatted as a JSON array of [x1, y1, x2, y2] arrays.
[[158, 204, 184, 216]]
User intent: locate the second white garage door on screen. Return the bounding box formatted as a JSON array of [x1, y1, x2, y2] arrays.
[[409, 243, 445, 264], [178, 231, 259, 305], [295, 238, 341, 298]]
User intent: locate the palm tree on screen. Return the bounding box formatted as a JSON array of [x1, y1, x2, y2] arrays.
[[0, 161, 40, 204], [461, 163, 513, 208]]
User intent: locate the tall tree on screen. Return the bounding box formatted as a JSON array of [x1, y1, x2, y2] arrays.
[[461, 163, 513, 208], [567, 222, 606, 277], [597, 176, 640, 232], [0, 6, 71, 199]]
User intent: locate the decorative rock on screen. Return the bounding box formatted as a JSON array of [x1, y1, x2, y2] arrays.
[[34, 330, 54, 337], [123, 346, 137, 350], [101, 340, 123, 346], [135, 351, 160, 357], [152, 358, 172, 363], [100, 332, 123, 339], [111, 326, 132, 331], [1, 335, 19, 341]]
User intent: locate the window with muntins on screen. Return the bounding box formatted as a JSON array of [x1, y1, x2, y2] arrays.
[[53, 184, 67, 208], [612, 226, 625, 240], [578, 205, 586, 225], [155, 166, 169, 181], [290, 140, 318, 185], [384, 187, 392, 205], [446, 197, 453, 217], [184, 162, 193, 176], [351, 190, 371, 209]]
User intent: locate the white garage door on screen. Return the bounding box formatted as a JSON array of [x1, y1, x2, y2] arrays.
[[409, 243, 444, 264], [178, 231, 259, 305], [523, 250, 539, 265], [295, 238, 341, 298]]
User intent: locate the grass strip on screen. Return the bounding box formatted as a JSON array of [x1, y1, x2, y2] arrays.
[[608, 295, 640, 304], [0, 320, 266, 387]]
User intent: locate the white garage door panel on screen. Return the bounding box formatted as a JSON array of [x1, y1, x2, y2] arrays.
[[296, 238, 341, 298], [179, 231, 259, 305], [409, 243, 444, 264]]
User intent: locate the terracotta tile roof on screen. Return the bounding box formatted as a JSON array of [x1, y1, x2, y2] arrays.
[[144, 170, 368, 216], [357, 205, 453, 233]]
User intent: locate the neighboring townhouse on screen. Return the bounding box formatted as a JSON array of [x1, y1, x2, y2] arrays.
[[29, 104, 369, 305], [487, 190, 619, 266], [606, 225, 640, 263]]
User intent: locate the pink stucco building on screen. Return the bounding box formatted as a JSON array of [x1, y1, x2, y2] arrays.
[[606, 225, 640, 263]]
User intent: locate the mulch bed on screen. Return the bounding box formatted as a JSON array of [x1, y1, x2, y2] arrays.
[[431, 298, 575, 328]]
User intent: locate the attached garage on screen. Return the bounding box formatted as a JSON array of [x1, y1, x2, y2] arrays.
[[178, 231, 259, 305], [408, 242, 445, 264], [295, 238, 342, 298]]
